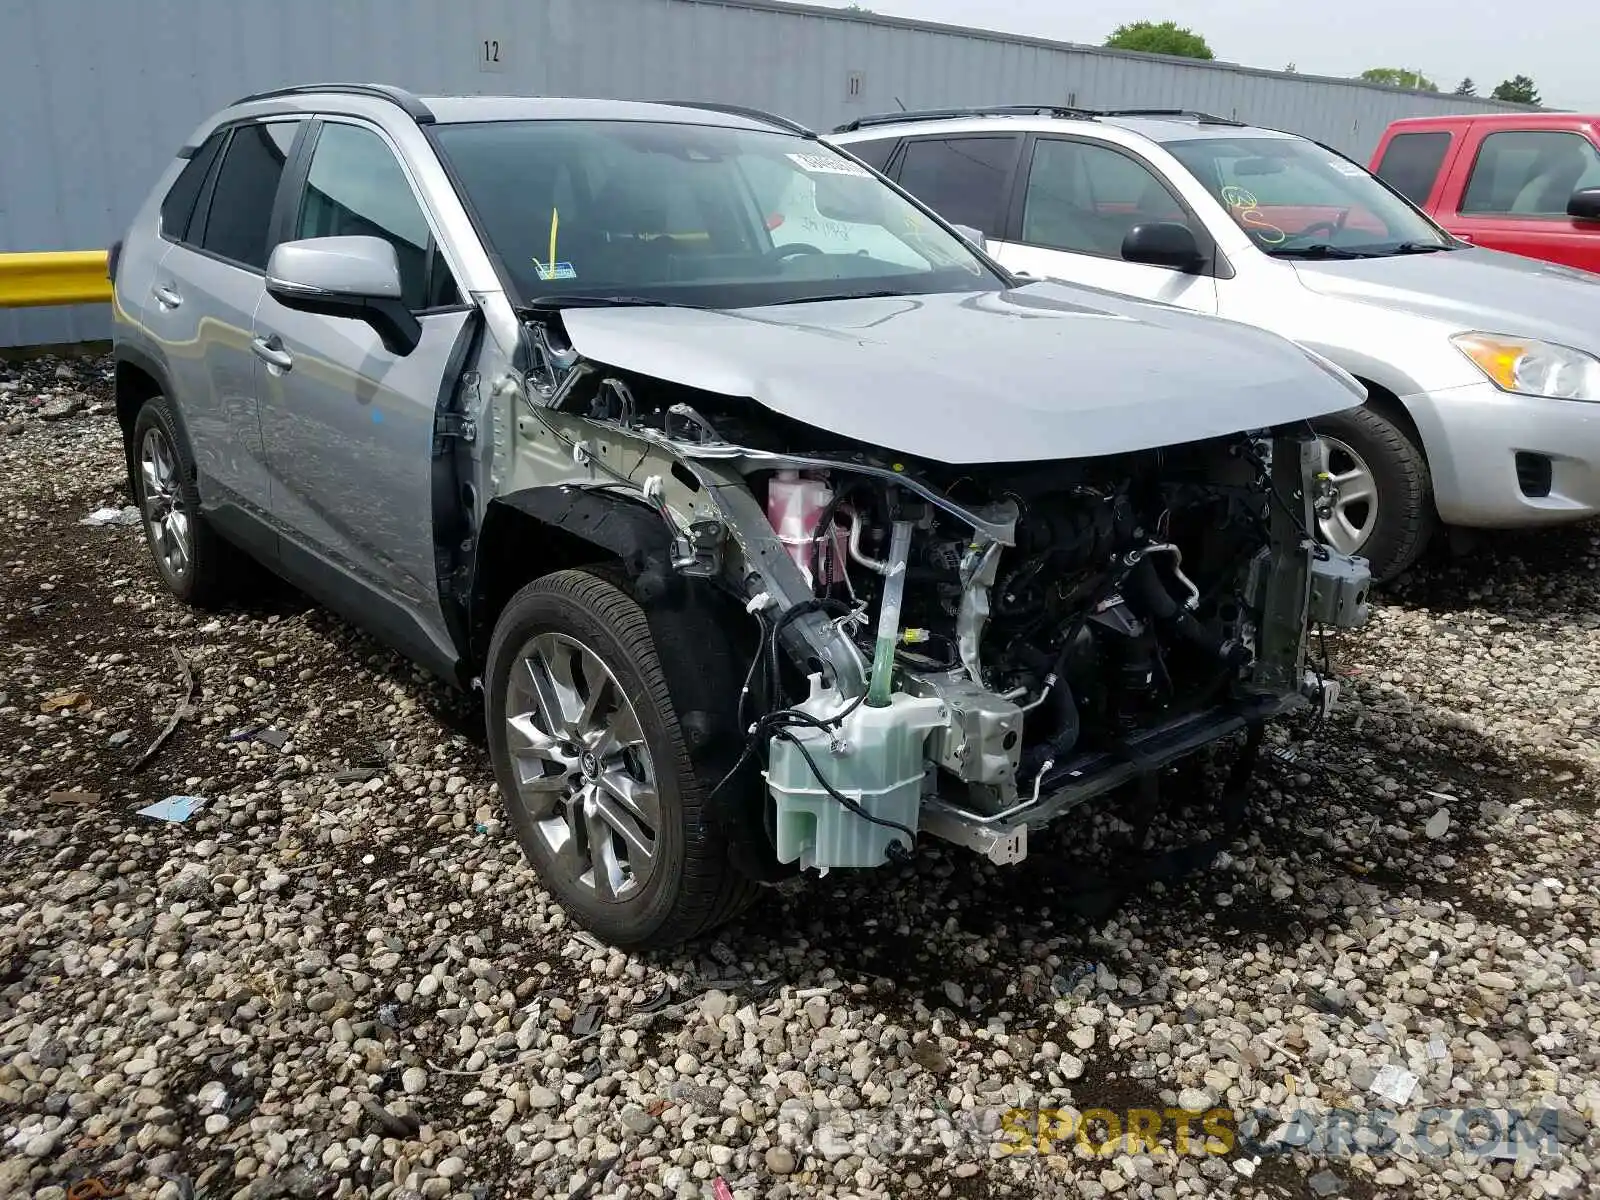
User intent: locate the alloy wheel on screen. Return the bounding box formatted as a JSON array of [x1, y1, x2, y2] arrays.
[[503, 632, 661, 901], [1315, 435, 1378, 556], [140, 426, 191, 581]]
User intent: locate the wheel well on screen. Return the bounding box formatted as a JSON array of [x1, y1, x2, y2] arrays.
[[468, 501, 624, 672], [114, 360, 163, 486], [115, 360, 162, 440], [1352, 376, 1426, 458]]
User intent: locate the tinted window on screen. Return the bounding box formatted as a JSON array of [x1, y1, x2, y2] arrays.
[[160, 132, 225, 243], [1374, 132, 1451, 204], [894, 136, 1020, 236], [843, 137, 898, 172], [431, 120, 998, 307], [1022, 138, 1190, 259], [296, 122, 458, 309], [198, 121, 302, 269], [1461, 130, 1600, 216]]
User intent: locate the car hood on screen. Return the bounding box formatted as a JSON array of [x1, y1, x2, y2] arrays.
[[556, 283, 1364, 465], [1291, 246, 1600, 349]]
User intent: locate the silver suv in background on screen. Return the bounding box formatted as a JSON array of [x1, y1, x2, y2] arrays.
[[111, 85, 1371, 949], [831, 106, 1600, 580]]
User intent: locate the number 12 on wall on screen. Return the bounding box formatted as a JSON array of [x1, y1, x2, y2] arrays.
[[479, 36, 507, 72]]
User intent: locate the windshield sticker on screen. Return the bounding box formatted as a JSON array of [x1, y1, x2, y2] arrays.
[[787, 152, 871, 177]]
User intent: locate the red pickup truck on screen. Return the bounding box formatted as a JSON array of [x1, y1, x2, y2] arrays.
[[1370, 113, 1600, 273]]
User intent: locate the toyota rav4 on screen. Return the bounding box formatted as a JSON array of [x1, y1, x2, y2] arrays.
[[111, 85, 1371, 949]]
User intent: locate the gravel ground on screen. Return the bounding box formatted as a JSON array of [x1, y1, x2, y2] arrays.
[[2, 352, 1598, 1200]]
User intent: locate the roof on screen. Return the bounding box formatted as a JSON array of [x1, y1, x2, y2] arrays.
[[228, 84, 809, 134], [1105, 116, 1297, 144], [829, 109, 1302, 146], [419, 95, 797, 132], [1383, 112, 1599, 131]]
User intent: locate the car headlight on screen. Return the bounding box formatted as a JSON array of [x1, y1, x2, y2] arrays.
[[1451, 332, 1600, 401]]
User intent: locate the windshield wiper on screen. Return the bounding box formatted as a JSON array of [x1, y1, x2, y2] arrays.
[[520, 294, 706, 311], [1266, 244, 1376, 260], [1390, 241, 1453, 254], [767, 289, 915, 305]]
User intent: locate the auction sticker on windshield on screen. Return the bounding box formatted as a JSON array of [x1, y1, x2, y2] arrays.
[[788, 152, 871, 176]]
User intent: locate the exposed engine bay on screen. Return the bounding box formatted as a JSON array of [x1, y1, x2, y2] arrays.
[[499, 313, 1373, 874]]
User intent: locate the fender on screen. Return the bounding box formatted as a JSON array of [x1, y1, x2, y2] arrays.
[[485, 485, 680, 605]]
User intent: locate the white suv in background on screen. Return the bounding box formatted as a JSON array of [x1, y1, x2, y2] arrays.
[[831, 106, 1600, 581]]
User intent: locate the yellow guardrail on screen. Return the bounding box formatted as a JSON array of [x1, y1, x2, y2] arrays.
[[0, 251, 113, 308]]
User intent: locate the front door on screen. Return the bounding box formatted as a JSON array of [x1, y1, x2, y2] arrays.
[[253, 118, 470, 654], [1449, 127, 1600, 273], [987, 136, 1219, 312]]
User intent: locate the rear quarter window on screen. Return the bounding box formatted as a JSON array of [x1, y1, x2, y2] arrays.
[[159, 132, 226, 243], [840, 137, 899, 173], [1374, 131, 1452, 205]]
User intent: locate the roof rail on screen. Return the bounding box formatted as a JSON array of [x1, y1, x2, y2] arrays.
[[654, 100, 813, 136], [231, 83, 435, 124], [831, 104, 1099, 133], [1095, 108, 1244, 127]]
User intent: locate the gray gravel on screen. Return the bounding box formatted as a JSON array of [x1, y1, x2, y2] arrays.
[[2, 352, 1598, 1199]]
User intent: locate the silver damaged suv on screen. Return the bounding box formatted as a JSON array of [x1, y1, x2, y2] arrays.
[[111, 85, 1372, 949]]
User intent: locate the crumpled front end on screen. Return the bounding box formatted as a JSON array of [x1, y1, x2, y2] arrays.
[[493, 312, 1371, 873]]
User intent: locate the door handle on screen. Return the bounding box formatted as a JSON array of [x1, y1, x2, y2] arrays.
[[152, 284, 182, 310], [250, 334, 294, 371]]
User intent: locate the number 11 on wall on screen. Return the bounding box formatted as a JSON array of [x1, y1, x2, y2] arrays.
[[479, 36, 507, 72]]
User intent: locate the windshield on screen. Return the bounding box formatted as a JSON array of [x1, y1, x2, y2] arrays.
[[429, 119, 1000, 306], [1165, 136, 1453, 257]]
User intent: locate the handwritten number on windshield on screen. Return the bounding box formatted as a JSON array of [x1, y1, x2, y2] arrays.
[[1221, 185, 1286, 246]]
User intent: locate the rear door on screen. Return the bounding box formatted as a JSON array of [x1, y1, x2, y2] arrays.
[[1447, 124, 1600, 270], [253, 116, 471, 658], [888, 133, 1024, 243], [988, 134, 1219, 312], [146, 119, 306, 519]]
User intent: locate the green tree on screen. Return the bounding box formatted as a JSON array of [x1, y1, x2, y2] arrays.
[[1360, 67, 1438, 92], [1454, 77, 1477, 96], [1104, 21, 1214, 61], [1492, 75, 1540, 104]]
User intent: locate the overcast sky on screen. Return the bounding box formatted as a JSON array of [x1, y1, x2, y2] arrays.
[[803, 0, 1595, 110]]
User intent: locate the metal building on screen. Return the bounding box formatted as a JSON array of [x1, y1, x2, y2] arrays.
[[1, 0, 1524, 348]]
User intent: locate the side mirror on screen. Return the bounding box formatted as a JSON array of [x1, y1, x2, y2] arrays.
[[265, 236, 421, 356], [1568, 187, 1600, 221], [950, 223, 988, 252], [1121, 221, 1206, 273]]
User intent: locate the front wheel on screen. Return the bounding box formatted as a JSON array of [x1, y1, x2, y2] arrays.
[[484, 569, 757, 950], [1310, 405, 1435, 583]]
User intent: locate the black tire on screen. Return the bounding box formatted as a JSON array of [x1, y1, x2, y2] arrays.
[[1310, 404, 1436, 583], [129, 395, 240, 608], [484, 569, 758, 950]]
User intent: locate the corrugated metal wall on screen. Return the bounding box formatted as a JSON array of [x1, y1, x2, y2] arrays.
[[0, 0, 1525, 347]]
